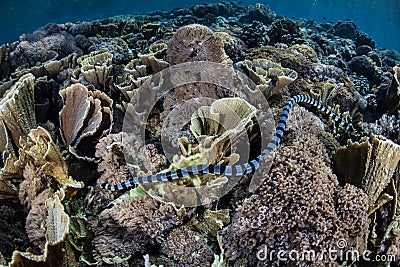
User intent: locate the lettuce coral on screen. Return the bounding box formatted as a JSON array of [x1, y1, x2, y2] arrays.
[[59, 83, 113, 159]]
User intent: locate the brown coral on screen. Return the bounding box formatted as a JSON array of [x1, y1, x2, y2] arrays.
[[154, 226, 214, 266], [238, 58, 298, 101], [0, 204, 29, 260], [167, 24, 228, 65], [0, 73, 36, 148], [387, 65, 400, 114], [89, 207, 139, 263], [221, 108, 370, 266], [11, 192, 77, 267], [114, 42, 169, 101], [94, 132, 167, 205], [73, 49, 113, 89], [161, 82, 219, 121], [18, 163, 50, 209], [89, 195, 182, 264], [16, 126, 82, 198], [25, 189, 51, 249]]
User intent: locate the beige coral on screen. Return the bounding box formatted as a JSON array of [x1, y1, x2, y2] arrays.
[[74, 49, 113, 89], [238, 58, 298, 100], [17, 126, 83, 197], [114, 42, 169, 101], [0, 74, 37, 199], [0, 73, 36, 148], [167, 24, 228, 65], [11, 192, 76, 267], [59, 83, 113, 159], [335, 134, 400, 208]]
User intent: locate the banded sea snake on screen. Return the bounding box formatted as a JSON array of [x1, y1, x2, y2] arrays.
[[101, 95, 351, 191]]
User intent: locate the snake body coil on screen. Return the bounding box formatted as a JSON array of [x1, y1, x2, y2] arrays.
[[101, 95, 350, 191]]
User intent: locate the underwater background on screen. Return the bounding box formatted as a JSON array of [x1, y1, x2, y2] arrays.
[[1, 0, 400, 51], [1, 0, 400, 266]]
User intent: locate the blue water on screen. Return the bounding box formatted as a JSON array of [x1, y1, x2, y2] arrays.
[[0, 0, 399, 51]]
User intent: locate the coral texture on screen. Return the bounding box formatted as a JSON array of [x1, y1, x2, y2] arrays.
[[94, 132, 167, 206], [90, 195, 182, 263], [221, 108, 370, 266], [155, 226, 214, 266], [167, 24, 228, 65], [59, 83, 113, 159]]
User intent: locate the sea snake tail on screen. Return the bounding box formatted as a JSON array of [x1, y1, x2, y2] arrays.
[[101, 95, 351, 191]]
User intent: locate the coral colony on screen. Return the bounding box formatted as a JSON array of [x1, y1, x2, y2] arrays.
[[0, 2, 400, 266]]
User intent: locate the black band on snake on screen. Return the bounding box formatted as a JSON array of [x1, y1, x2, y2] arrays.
[[101, 95, 350, 191]]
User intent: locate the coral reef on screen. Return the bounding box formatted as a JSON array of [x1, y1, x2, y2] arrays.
[[386, 65, 400, 114], [334, 134, 400, 209], [0, 205, 29, 259], [268, 19, 303, 45], [114, 42, 169, 102], [237, 58, 298, 101], [89, 195, 183, 264], [154, 226, 214, 266], [166, 24, 228, 65], [10, 28, 83, 68], [0, 73, 36, 148], [73, 49, 113, 89], [11, 193, 77, 267], [59, 83, 113, 159], [221, 108, 370, 265], [94, 132, 166, 206], [0, 2, 400, 266]]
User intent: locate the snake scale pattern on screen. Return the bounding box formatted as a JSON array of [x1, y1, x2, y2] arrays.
[[101, 95, 350, 191]]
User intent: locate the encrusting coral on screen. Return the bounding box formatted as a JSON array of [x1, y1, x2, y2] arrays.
[[59, 83, 113, 159], [166, 24, 228, 65], [221, 107, 370, 266]]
